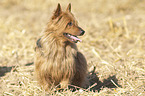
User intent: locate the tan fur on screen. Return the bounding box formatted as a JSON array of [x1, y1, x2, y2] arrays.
[[35, 3, 88, 91]]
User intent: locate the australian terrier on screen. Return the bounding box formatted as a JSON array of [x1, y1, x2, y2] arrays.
[[35, 3, 88, 91]]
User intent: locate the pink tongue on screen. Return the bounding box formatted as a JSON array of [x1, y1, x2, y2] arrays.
[[70, 35, 82, 42]]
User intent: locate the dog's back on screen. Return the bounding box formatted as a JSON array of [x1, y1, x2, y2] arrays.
[[35, 3, 88, 91]]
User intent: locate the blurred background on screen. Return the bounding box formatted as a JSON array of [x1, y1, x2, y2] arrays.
[[0, 0, 145, 95]]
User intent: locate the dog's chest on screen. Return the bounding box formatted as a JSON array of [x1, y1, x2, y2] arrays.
[[47, 45, 77, 79]]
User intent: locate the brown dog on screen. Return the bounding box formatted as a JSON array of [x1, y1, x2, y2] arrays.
[[35, 3, 88, 91]]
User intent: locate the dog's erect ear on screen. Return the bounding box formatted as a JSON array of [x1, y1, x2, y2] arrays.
[[66, 3, 71, 12], [52, 3, 62, 20]]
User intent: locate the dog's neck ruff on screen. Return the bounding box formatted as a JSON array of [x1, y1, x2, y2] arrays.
[[37, 32, 78, 58]]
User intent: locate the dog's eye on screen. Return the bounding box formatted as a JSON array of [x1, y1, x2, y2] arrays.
[[67, 22, 73, 26]]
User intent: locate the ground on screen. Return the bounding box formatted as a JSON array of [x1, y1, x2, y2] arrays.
[[0, 0, 145, 95]]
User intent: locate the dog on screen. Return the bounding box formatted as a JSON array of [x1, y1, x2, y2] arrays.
[[35, 3, 88, 91]]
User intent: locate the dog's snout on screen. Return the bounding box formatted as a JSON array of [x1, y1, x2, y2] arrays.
[[78, 27, 85, 36]]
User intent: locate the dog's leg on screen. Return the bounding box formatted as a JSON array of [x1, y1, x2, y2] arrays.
[[60, 79, 69, 89], [71, 52, 88, 88]]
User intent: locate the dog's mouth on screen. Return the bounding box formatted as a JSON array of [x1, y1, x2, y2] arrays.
[[63, 33, 82, 43]]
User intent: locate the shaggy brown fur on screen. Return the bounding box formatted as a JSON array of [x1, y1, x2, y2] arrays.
[[35, 3, 88, 91]]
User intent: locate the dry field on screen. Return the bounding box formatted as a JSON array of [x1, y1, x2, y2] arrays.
[[0, 0, 145, 95]]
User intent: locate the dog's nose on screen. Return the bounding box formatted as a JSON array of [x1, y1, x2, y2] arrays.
[[80, 29, 85, 36], [78, 27, 85, 36]]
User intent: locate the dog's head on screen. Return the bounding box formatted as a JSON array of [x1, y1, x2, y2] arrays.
[[50, 3, 85, 43]]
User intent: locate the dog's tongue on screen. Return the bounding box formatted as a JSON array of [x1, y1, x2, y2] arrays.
[[70, 35, 82, 42]]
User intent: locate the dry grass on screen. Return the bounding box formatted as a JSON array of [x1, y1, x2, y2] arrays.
[[0, 0, 145, 95]]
